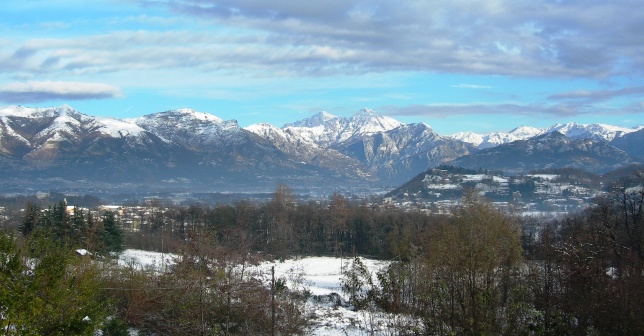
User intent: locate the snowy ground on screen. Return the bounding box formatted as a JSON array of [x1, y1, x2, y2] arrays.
[[118, 250, 398, 335]]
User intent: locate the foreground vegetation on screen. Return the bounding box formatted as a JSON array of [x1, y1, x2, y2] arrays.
[[1, 171, 643, 335]]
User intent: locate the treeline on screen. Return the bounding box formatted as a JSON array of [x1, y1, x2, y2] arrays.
[[128, 184, 436, 260], [20, 200, 123, 254]]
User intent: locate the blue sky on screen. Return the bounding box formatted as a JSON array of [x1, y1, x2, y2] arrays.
[[1, 0, 643, 134]]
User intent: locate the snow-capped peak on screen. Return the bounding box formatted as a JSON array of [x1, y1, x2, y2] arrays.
[[450, 126, 544, 149], [545, 122, 637, 141], [508, 125, 544, 138], [0, 104, 81, 118], [349, 109, 404, 133], [245, 123, 281, 136], [139, 108, 224, 124], [282, 109, 404, 146], [0, 105, 35, 117], [450, 131, 485, 146], [95, 117, 146, 137], [283, 111, 338, 128], [174, 108, 224, 123]]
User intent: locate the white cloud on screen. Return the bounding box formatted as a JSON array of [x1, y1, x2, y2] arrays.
[[0, 81, 122, 103], [2, 0, 644, 81], [130, 0, 644, 78]]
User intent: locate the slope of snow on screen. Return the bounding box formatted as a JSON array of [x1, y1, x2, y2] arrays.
[[284, 108, 404, 146], [545, 122, 638, 141], [0, 116, 31, 145], [118, 250, 396, 335], [0, 105, 37, 117], [131, 109, 245, 146], [450, 131, 484, 146], [450, 126, 543, 149], [284, 111, 338, 128], [448, 123, 640, 149], [32, 107, 86, 142], [175, 108, 224, 123], [95, 117, 146, 137]]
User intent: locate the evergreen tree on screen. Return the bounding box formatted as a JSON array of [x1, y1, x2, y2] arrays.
[[20, 202, 40, 236], [100, 210, 124, 253]]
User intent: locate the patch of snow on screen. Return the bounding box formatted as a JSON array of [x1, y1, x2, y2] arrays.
[[118, 249, 178, 271], [462, 174, 487, 182], [117, 250, 397, 335], [424, 184, 460, 190], [545, 122, 638, 141], [76, 248, 91, 256], [95, 117, 145, 137], [450, 131, 484, 146]]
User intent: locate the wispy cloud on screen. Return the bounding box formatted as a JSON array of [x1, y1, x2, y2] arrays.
[[379, 101, 619, 119], [548, 86, 644, 102], [0, 81, 122, 103], [3, 0, 643, 79], [125, 0, 644, 78]]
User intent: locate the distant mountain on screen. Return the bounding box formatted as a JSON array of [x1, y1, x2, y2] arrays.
[[282, 108, 404, 146], [451, 122, 639, 149], [1, 104, 642, 193], [0, 105, 189, 182], [449, 132, 637, 174], [544, 122, 640, 142], [611, 128, 644, 160], [249, 112, 473, 185], [0, 105, 366, 188], [451, 126, 543, 149], [333, 122, 474, 184], [128, 109, 295, 175], [244, 122, 371, 180]]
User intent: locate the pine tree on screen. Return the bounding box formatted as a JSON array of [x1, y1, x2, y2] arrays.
[[100, 210, 124, 253], [20, 202, 40, 236]]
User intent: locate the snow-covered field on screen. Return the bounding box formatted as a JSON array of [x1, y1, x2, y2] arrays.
[[118, 250, 396, 335]]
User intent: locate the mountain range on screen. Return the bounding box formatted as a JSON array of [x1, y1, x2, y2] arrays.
[[0, 105, 641, 193]]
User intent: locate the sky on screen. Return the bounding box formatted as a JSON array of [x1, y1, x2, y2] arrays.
[[0, 0, 643, 135]]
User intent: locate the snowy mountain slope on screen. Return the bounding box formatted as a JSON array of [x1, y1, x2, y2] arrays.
[[451, 126, 544, 149], [245, 122, 371, 179], [0, 105, 375, 187], [544, 122, 638, 142], [130, 109, 241, 149], [1, 104, 641, 190], [451, 123, 640, 149], [283, 109, 404, 146], [450, 132, 637, 174], [0, 107, 213, 180], [611, 128, 644, 159], [335, 123, 474, 183], [251, 112, 473, 184]]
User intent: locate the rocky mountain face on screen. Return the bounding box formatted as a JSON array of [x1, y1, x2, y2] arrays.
[[610, 128, 644, 160], [451, 126, 543, 149], [332, 122, 474, 184], [451, 122, 640, 149], [449, 132, 637, 174], [243, 122, 370, 180], [0, 106, 364, 188], [281, 109, 404, 146], [0, 104, 641, 192], [0, 105, 185, 182], [248, 110, 473, 185]]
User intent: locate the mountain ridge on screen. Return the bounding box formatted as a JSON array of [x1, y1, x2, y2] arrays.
[[1, 104, 642, 192]]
